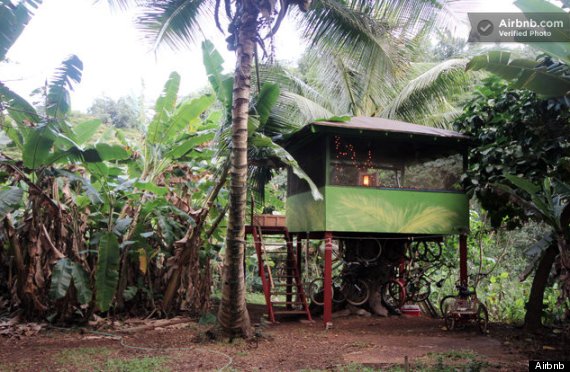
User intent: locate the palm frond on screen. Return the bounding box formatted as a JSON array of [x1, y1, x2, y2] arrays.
[[136, 0, 216, 51], [254, 63, 334, 111], [380, 59, 474, 127], [102, 0, 136, 11], [297, 0, 402, 81], [300, 47, 402, 116], [268, 91, 335, 134]]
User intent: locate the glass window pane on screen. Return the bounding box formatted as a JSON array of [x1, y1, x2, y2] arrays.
[[328, 135, 463, 191]]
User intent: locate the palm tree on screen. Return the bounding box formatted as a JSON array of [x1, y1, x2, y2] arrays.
[[106, 0, 455, 337]]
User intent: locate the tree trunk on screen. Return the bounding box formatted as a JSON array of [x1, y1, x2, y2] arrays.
[[524, 243, 558, 332], [217, 0, 257, 338]]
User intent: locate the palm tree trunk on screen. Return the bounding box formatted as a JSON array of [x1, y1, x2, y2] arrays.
[[217, 0, 257, 338]]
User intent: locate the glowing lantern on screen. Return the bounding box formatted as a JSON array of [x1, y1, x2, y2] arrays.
[[362, 174, 371, 187]]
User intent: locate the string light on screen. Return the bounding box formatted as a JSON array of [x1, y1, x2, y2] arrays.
[[333, 136, 377, 186]]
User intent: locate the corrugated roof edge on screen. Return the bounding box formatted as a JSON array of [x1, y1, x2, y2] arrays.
[[311, 116, 469, 140]]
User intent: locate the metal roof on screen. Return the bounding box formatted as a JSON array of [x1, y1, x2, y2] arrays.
[[310, 116, 469, 139]]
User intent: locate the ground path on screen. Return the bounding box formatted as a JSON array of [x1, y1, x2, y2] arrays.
[[1, 305, 566, 371]]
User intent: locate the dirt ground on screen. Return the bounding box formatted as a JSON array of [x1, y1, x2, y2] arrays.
[[0, 304, 568, 371]]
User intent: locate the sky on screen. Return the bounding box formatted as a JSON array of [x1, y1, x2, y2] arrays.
[[3, 0, 306, 112], [2, 0, 524, 113]]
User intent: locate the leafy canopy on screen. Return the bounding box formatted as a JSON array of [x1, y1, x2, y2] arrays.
[[454, 77, 570, 228]]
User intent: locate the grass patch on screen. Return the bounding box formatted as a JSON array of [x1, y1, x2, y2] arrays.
[[105, 356, 170, 372], [55, 347, 114, 370], [330, 350, 493, 372], [211, 290, 267, 305], [53, 346, 170, 372], [246, 291, 267, 305]]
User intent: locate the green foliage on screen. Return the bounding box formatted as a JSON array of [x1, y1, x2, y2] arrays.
[[49, 258, 73, 301], [198, 312, 217, 325], [0, 6, 228, 323], [254, 83, 280, 127], [73, 119, 102, 145], [427, 209, 567, 325], [49, 258, 93, 305], [146, 72, 181, 144], [88, 96, 141, 129], [164, 94, 215, 142], [0, 186, 23, 219], [0, 0, 42, 61], [165, 131, 215, 160], [95, 232, 120, 312], [453, 77, 570, 227], [514, 0, 570, 64], [94, 143, 131, 161], [0, 82, 40, 124], [466, 51, 570, 99], [22, 125, 54, 169], [45, 55, 83, 119], [499, 175, 568, 232], [202, 40, 232, 107], [70, 260, 93, 304]]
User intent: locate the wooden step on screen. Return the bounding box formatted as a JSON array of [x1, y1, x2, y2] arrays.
[[272, 310, 308, 315], [273, 283, 300, 287], [248, 225, 312, 323], [272, 301, 304, 305]]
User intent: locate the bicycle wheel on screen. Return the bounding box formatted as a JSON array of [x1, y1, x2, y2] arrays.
[[382, 279, 406, 308], [308, 278, 326, 306], [414, 241, 442, 263], [409, 276, 431, 303], [356, 239, 382, 264], [344, 279, 370, 306], [439, 295, 456, 319], [333, 283, 347, 304], [477, 304, 489, 334]]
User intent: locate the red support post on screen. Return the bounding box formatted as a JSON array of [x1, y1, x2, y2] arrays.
[[286, 235, 293, 310], [459, 234, 468, 287], [296, 236, 302, 279], [323, 232, 333, 327], [295, 236, 302, 304]]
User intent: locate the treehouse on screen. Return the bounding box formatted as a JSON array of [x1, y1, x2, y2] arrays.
[[248, 117, 471, 326], [284, 116, 470, 236]]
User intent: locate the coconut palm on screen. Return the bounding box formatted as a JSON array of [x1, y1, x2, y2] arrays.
[[105, 0, 458, 336]]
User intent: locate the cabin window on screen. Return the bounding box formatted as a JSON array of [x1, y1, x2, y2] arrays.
[[329, 135, 463, 191], [287, 139, 326, 196]]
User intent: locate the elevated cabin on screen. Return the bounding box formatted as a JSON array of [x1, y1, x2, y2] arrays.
[[284, 117, 470, 237], [249, 117, 471, 326]]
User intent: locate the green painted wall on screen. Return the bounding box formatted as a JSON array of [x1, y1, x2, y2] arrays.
[[287, 186, 468, 234], [286, 189, 326, 232]]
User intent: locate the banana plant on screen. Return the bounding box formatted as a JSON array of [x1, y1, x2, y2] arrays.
[[466, 51, 570, 100], [514, 0, 570, 65], [0, 0, 41, 60], [495, 174, 570, 328], [202, 40, 322, 203]]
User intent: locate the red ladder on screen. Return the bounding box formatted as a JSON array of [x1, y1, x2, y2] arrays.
[[249, 225, 312, 323]]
